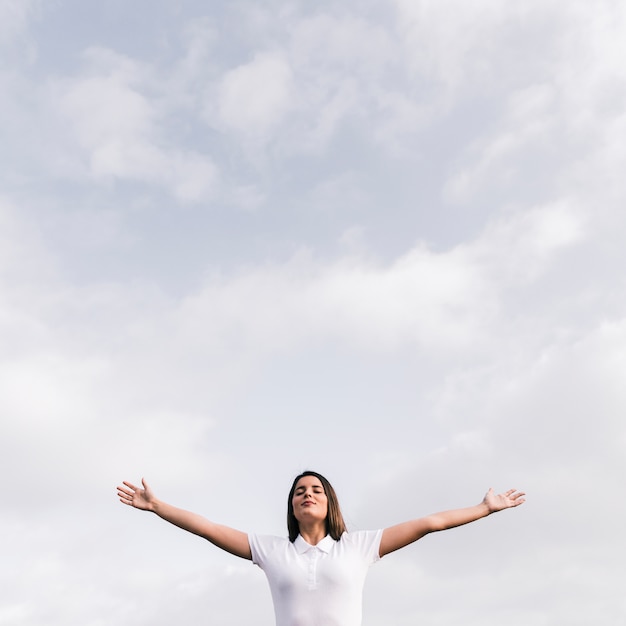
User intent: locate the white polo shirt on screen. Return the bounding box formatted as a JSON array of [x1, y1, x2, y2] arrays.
[[249, 530, 383, 626]]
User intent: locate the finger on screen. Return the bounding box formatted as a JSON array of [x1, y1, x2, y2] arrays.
[[117, 486, 135, 497], [123, 481, 139, 491]]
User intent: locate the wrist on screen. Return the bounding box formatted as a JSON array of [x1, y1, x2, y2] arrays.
[[479, 501, 492, 516], [147, 498, 161, 514]]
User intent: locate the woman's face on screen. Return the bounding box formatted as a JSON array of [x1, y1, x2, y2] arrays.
[[291, 475, 328, 523]]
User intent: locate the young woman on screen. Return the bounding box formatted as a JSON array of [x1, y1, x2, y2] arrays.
[[117, 471, 525, 626]]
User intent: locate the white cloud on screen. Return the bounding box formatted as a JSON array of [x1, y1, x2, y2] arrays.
[[0, 603, 32, 625], [169, 150, 218, 203], [471, 200, 586, 284], [369, 90, 430, 154], [213, 51, 294, 139], [169, 199, 585, 361], [284, 11, 426, 154], [52, 47, 218, 203], [393, 0, 560, 94], [0, 0, 37, 48], [61, 51, 155, 147], [293, 77, 360, 155], [175, 17, 219, 94], [195, 10, 427, 158], [226, 183, 266, 211], [443, 84, 560, 204], [290, 13, 395, 75], [488, 319, 626, 463], [0, 198, 48, 278], [356, 314, 626, 623], [2, 2, 626, 624], [441, 1, 626, 211], [172, 245, 491, 356]]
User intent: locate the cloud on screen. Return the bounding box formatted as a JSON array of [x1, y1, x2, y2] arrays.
[[290, 12, 395, 75], [52, 47, 218, 203], [284, 11, 427, 155], [196, 10, 428, 158], [172, 245, 490, 357], [159, 197, 587, 378], [393, 0, 561, 94], [0, 0, 37, 49], [355, 317, 626, 624], [2, 3, 625, 625], [0, 189, 588, 509], [212, 51, 294, 140], [443, 83, 559, 205], [488, 320, 626, 465], [471, 199, 586, 285], [0, 198, 48, 279], [440, 1, 626, 212]]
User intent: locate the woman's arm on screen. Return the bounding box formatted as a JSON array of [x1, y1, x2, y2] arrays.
[[379, 488, 525, 558], [117, 478, 252, 560]]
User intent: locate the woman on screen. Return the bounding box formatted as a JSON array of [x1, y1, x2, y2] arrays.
[[117, 471, 525, 626]]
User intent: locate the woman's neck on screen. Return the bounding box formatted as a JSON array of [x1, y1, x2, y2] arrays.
[[298, 521, 327, 546]]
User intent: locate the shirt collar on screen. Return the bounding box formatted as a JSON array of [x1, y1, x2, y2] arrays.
[[294, 534, 334, 554]]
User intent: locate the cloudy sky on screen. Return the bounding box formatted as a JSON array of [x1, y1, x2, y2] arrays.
[[1, 0, 625, 624]]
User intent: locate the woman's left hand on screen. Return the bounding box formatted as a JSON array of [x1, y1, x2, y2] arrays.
[[483, 487, 526, 513]]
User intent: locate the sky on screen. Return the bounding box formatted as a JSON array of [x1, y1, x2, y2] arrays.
[[1, 0, 625, 624]]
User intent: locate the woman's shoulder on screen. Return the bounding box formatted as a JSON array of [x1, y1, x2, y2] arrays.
[[338, 529, 384, 558], [340, 528, 383, 541], [249, 533, 289, 548], [249, 533, 289, 559]]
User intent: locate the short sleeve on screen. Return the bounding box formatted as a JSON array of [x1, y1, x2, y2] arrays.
[[248, 533, 288, 567], [343, 529, 383, 564]]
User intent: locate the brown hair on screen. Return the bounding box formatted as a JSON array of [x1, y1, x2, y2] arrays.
[[287, 471, 348, 542]]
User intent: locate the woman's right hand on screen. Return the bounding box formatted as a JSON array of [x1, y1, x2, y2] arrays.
[[117, 478, 156, 511], [116, 477, 252, 560]]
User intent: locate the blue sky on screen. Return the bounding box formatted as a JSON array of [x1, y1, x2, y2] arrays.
[[1, 1, 625, 624]]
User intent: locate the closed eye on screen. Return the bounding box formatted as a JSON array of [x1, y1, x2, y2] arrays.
[[295, 487, 324, 495]]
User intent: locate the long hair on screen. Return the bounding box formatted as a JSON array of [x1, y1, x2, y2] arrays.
[[287, 470, 347, 542]]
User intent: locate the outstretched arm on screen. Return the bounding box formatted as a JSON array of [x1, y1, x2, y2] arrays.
[[379, 488, 525, 558], [117, 478, 252, 560]]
